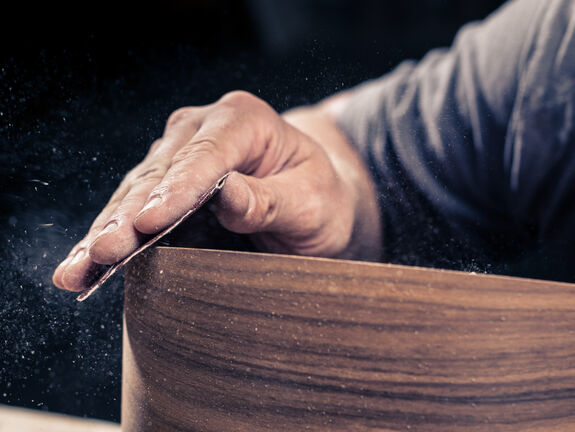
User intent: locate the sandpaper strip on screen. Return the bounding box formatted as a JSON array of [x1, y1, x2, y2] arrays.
[[76, 173, 230, 301]]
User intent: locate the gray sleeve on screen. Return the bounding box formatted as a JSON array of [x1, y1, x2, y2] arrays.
[[336, 0, 575, 277]]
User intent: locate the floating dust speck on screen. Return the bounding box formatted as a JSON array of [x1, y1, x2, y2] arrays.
[[29, 179, 50, 186]]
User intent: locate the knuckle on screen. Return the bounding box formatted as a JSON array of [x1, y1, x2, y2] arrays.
[[124, 162, 165, 188], [171, 139, 218, 166], [117, 192, 143, 208], [219, 90, 260, 108], [123, 163, 145, 184], [298, 189, 324, 228], [215, 91, 276, 136], [245, 188, 277, 231], [166, 107, 194, 129], [132, 166, 165, 183], [106, 193, 125, 210], [146, 139, 163, 157]]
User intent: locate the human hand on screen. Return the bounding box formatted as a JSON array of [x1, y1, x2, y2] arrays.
[[53, 91, 382, 292]]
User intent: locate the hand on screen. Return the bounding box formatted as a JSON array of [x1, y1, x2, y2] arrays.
[[52, 91, 382, 292]]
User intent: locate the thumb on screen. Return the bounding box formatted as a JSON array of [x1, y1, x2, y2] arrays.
[[213, 168, 354, 258], [213, 171, 283, 235]]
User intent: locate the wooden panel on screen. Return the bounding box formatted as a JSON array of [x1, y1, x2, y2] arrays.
[[122, 247, 575, 431], [0, 404, 120, 432]]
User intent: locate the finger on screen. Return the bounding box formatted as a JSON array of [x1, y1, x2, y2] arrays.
[[87, 154, 174, 265], [53, 113, 201, 280], [52, 252, 75, 290], [53, 243, 105, 292], [60, 248, 103, 292], [84, 106, 210, 237], [85, 122, 196, 244], [133, 140, 230, 234], [131, 119, 249, 233], [133, 92, 299, 235], [52, 108, 206, 291], [52, 163, 159, 289], [213, 167, 353, 257], [212, 171, 281, 234], [52, 159, 162, 289], [53, 238, 90, 291], [88, 178, 160, 265]]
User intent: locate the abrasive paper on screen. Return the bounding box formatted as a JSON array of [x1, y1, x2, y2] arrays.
[[77, 173, 230, 301]]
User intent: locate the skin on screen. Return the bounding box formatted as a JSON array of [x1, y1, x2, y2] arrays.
[[52, 90, 382, 292]]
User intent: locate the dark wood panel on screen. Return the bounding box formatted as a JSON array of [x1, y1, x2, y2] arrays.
[[123, 247, 575, 431]]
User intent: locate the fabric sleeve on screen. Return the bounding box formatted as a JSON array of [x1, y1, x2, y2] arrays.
[[336, 0, 575, 279]]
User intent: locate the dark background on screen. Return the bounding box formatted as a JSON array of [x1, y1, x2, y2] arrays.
[[1, 0, 507, 423]]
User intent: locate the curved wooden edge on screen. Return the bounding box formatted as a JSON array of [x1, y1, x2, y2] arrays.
[[136, 246, 575, 304]]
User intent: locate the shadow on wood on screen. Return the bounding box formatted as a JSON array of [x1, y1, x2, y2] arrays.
[[122, 247, 575, 431]]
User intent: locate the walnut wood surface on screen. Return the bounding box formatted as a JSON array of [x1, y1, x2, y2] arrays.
[[122, 247, 575, 431]]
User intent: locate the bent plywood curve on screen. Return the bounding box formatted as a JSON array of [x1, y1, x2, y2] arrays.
[[122, 247, 575, 431]]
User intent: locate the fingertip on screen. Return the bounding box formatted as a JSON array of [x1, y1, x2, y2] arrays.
[[60, 249, 92, 292], [52, 256, 72, 290], [133, 209, 163, 235], [214, 172, 265, 234], [88, 242, 122, 266], [88, 229, 141, 265], [52, 272, 62, 290], [134, 172, 238, 235], [136, 196, 163, 220], [133, 195, 167, 234], [216, 172, 251, 214], [133, 195, 183, 235]]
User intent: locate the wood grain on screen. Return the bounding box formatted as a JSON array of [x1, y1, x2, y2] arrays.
[[122, 247, 575, 431]]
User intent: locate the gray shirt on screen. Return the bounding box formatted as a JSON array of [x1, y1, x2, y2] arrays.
[[337, 0, 575, 281]]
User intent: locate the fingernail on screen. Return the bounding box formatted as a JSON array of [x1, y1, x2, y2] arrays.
[[56, 254, 74, 272], [70, 248, 86, 265], [138, 195, 163, 216], [96, 220, 119, 238]]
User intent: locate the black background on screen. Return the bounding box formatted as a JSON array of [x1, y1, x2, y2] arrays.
[[1, 0, 506, 422]]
